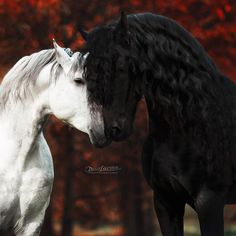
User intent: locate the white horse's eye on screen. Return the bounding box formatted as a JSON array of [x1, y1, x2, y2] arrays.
[[74, 78, 85, 85]]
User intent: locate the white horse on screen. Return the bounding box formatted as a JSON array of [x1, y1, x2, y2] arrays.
[[0, 40, 107, 235]]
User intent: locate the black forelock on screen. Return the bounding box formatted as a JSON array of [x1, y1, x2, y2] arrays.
[[82, 23, 133, 107], [83, 25, 117, 55]]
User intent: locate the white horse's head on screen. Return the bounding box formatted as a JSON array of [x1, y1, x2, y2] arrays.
[[48, 40, 108, 147]]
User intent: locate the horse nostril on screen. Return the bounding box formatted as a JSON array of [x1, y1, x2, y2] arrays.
[[111, 126, 121, 137]]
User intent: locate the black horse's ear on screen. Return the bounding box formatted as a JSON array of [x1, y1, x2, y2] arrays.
[[114, 11, 129, 46], [78, 28, 89, 41], [116, 11, 128, 34]]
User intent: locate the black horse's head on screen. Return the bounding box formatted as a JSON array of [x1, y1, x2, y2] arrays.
[[80, 12, 142, 143]]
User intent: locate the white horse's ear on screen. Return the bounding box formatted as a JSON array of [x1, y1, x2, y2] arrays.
[[71, 51, 80, 60], [53, 39, 72, 74], [84, 52, 89, 60]]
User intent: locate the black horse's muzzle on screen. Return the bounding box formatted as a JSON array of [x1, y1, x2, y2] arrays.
[[108, 118, 133, 142]]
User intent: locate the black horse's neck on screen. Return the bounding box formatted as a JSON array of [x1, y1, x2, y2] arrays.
[[127, 13, 229, 134]]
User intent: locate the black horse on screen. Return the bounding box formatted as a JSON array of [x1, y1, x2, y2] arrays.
[[80, 12, 236, 236]]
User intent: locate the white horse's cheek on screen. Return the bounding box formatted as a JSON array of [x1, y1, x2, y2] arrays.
[[49, 86, 76, 119], [64, 86, 91, 133]]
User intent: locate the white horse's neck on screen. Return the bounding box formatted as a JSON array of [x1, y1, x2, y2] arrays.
[[0, 64, 52, 171], [0, 59, 56, 233]]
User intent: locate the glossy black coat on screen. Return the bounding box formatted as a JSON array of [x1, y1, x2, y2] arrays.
[[80, 12, 236, 236]]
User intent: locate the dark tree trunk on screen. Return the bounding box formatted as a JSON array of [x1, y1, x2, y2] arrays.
[[143, 198, 157, 236], [40, 204, 56, 236], [61, 129, 75, 236], [130, 170, 146, 236], [120, 167, 131, 236], [121, 164, 146, 236]]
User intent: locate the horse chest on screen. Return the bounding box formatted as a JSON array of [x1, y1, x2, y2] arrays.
[[142, 135, 202, 202], [0, 134, 54, 230]]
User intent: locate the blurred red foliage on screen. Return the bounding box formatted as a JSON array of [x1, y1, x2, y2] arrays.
[[0, 1, 235, 235], [0, 0, 235, 79]]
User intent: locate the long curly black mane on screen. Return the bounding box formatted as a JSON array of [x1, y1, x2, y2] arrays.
[[82, 13, 236, 175]]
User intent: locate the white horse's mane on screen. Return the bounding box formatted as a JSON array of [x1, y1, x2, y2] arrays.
[[0, 49, 83, 108]]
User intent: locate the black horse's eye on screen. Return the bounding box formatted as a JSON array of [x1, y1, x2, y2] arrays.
[[74, 78, 85, 85]]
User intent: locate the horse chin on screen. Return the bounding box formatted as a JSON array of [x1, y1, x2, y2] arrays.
[[88, 129, 112, 148], [93, 139, 112, 148], [112, 133, 130, 142]]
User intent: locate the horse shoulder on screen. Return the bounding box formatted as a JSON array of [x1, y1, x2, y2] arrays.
[[22, 133, 54, 188], [17, 133, 54, 228]]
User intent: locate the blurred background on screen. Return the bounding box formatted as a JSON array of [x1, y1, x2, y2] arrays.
[[0, 0, 236, 235]]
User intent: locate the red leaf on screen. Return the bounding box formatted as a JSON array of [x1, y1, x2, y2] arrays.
[[216, 8, 225, 20]]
